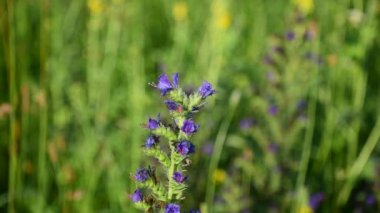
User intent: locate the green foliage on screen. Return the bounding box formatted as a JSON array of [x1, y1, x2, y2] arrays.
[[0, 0, 379, 212]]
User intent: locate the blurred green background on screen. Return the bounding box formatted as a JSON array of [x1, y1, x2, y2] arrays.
[[1, 0, 380, 212]]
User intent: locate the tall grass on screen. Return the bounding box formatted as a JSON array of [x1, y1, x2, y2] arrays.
[[0, 0, 379, 212]]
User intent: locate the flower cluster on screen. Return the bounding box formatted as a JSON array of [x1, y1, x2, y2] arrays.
[[129, 73, 215, 212]]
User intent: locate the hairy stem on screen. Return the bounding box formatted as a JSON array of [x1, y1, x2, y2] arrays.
[[167, 143, 176, 201]]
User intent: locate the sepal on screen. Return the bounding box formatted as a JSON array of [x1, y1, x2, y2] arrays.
[[144, 148, 170, 168], [134, 201, 151, 211], [139, 179, 167, 201], [153, 126, 177, 141]]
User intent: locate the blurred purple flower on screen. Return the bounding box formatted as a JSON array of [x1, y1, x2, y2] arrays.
[[297, 100, 307, 111], [198, 81, 216, 99], [173, 171, 187, 183], [135, 168, 150, 182], [309, 192, 325, 210], [165, 203, 180, 213], [268, 142, 279, 153], [145, 135, 159, 148], [165, 100, 179, 111], [240, 118, 255, 130], [181, 120, 199, 135], [286, 31, 295, 41], [176, 141, 195, 156], [202, 143, 214, 155], [366, 195, 376, 206], [130, 189, 143, 202], [268, 105, 278, 116]]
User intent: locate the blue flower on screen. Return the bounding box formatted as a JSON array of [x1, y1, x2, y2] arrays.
[[366, 195, 376, 206], [176, 141, 195, 156], [165, 100, 179, 111], [130, 189, 143, 202], [154, 73, 179, 96], [145, 136, 159, 148], [309, 192, 324, 210], [181, 120, 199, 135], [173, 171, 187, 183], [202, 143, 213, 155], [147, 118, 159, 130], [135, 168, 150, 182], [286, 31, 295, 41], [197, 81, 216, 99], [172, 73, 179, 88], [239, 118, 255, 130], [165, 203, 180, 213], [268, 104, 278, 116]]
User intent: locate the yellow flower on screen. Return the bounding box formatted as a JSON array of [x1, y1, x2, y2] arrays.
[[172, 2, 188, 22], [213, 169, 226, 183], [294, 0, 314, 14], [88, 0, 104, 14], [212, 3, 231, 30], [217, 13, 231, 30], [297, 206, 313, 213]]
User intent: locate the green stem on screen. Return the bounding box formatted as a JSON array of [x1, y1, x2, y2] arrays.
[[294, 80, 318, 210], [338, 116, 380, 205], [6, 0, 17, 212], [167, 144, 176, 201]]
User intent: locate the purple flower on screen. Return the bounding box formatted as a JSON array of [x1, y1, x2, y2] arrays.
[[176, 141, 195, 156], [366, 195, 376, 206], [135, 168, 150, 182], [181, 120, 199, 134], [239, 118, 255, 130], [309, 192, 324, 210], [165, 100, 179, 111], [268, 105, 278, 116], [173, 171, 187, 183], [147, 118, 159, 130], [154, 73, 179, 96], [165, 203, 180, 213], [173, 73, 179, 88], [145, 135, 159, 148], [197, 81, 216, 99], [202, 143, 213, 155], [286, 31, 295, 41], [130, 189, 143, 202], [268, 142, 279, 153]]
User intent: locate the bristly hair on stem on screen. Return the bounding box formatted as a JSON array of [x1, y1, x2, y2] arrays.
[[129, 72, 215, 212]]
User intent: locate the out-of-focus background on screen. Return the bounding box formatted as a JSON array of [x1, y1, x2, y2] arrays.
[[1, 0, 380, 212]]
